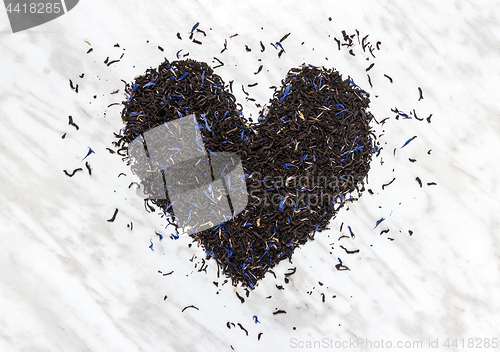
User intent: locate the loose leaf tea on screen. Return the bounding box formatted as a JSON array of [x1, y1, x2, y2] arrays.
[[115, 59, 375, 288]]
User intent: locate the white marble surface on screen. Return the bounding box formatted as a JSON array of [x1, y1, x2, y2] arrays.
[[1, 0, 499, 351]]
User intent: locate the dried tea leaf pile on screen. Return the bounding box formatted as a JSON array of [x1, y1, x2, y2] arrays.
[[115, 59, 375, 288]]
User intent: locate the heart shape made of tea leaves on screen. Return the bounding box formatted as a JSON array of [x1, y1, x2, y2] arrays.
[[115, 59, 374, 289]]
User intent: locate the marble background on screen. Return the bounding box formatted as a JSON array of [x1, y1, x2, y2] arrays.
[[1, 0, 499, 351]]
